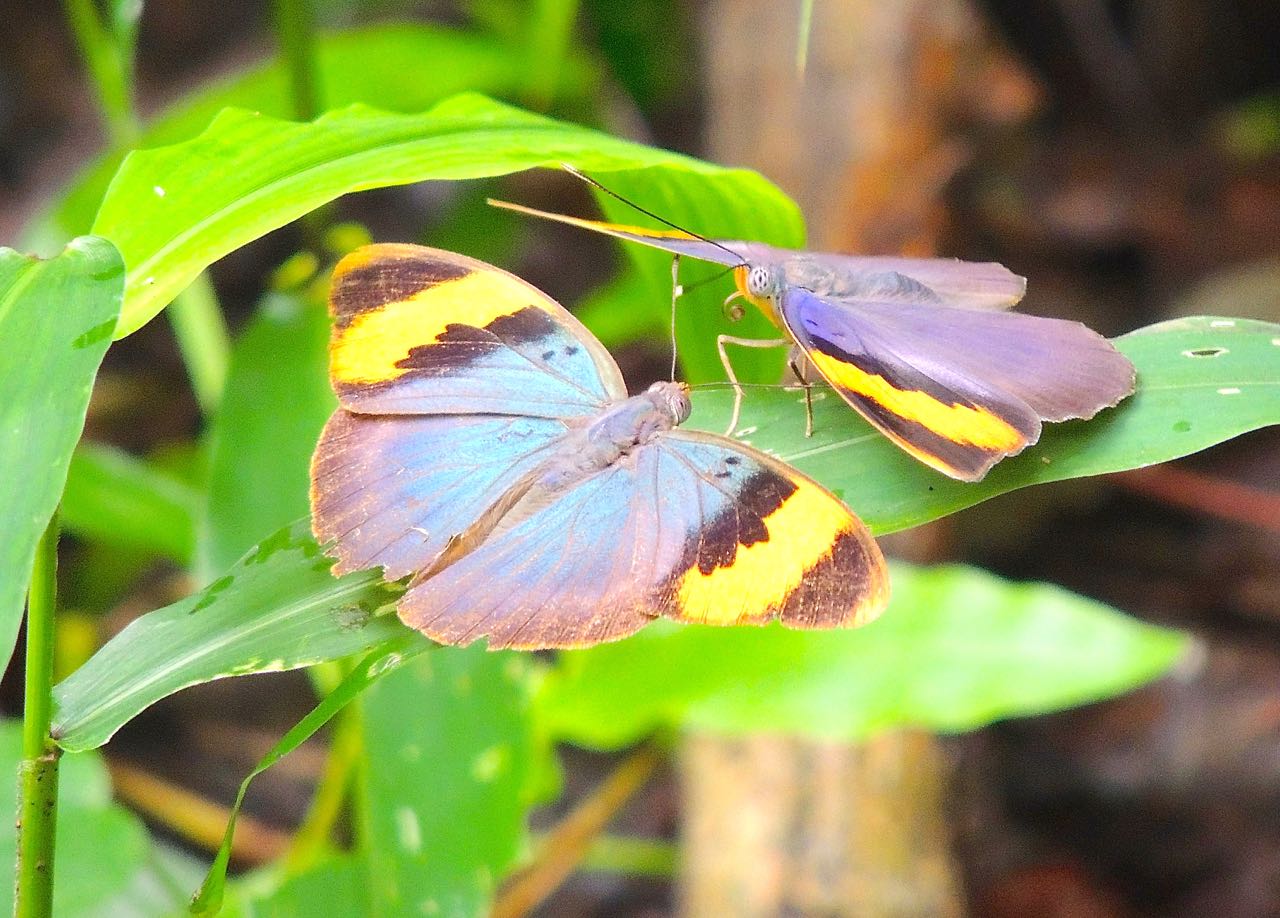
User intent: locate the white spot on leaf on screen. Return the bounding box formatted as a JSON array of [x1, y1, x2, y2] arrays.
[[153, 186, 166, 197], [1217, 387, 1242, 395], [396, 807, 422, 854], [1210, 319, 1235, 328], [472, 745, 507, 783]]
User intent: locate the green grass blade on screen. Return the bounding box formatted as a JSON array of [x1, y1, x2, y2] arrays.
[[190, 636, 428, 917]]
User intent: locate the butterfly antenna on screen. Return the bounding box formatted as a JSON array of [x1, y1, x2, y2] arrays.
[[560, 164, 748, 267]]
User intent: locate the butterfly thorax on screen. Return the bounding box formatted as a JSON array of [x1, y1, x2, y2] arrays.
[[782, 258, 942, 304], [538, 382, 691, 491]]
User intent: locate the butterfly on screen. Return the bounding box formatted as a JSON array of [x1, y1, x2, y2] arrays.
[[309, 243, 889, 650], [489, 180, 1136, 482]]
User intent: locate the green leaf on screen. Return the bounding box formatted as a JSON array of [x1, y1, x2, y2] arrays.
[[90, 93, 797, 338], [0, 237, 123, 671], [356, 648, 535, 917], [574, 267, 668, 350], [61, 442, 199, 564], [201, 289, 334, 579], [687, 315, 1280, 535], [538, 563, 1189, 748], [41, 23, 596, 242], [0, 720, 150, 916], [52, 521, 405, 752], [192, 637, 428, 916], [229, 857, 365, 918]]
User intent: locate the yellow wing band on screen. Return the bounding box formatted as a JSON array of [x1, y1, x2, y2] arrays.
[[330, 269, 546, 385], [674, 476, 857, 625], [808, 351, 1024, 451]]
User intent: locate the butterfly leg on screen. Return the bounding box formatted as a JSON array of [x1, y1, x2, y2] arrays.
[[668, 255, 682, 379], [716, 334, 790, 435], [787, 352, 815, 437]]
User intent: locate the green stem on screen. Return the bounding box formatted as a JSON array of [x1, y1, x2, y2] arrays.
[[524, 0, 580, 110], [61, 0, 138, 148], [167, 273, 230, 416], [272, 0, 321, 122], [15, 514, 63, 918]]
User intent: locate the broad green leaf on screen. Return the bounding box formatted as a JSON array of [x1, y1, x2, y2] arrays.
[[52, 521, 403, 752], [61, 442, 199, 564], [0, 237, 123, 672], [538, 563, 1188, 748], [0, 720, 150, 916], [90, 93, 798, 338], [201, 290, 334, 579], [41, 23, 595, 242], [687, 315, 1280, 534], [226, 857, 364, 918], [192, 636, 428, 916], [357, 648, 534, 917]]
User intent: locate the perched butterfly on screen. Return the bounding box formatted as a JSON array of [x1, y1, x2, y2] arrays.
[[490, 177, 1136, 482], [309, 244, 888, 650]]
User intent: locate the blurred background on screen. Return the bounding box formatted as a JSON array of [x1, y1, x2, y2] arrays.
[[3, 1, 1279, 915]]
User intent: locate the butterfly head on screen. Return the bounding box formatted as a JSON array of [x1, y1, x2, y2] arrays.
[[732, 263, 784, 325], [646, 381, 692, 426]]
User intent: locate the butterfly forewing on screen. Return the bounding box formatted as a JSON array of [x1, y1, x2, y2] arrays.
[[327, 243, 625, 417], [781, 287, 1135, 480]]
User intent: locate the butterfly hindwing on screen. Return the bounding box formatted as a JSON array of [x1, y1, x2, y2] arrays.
[[657, 431, 887, 630], [328, 243, 625, 417], [397, 430, 887, 650], [781, 287, 1135, 480]]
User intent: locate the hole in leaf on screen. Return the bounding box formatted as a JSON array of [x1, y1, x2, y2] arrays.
[[1182, 347, 1227, 358]]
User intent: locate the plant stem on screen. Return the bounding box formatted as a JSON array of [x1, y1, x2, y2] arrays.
[[168, 273, 230, 416], [272, 0, 321, 122], [15, 514, 63, 918], [524, 0, 580, 110], [61, 0, 138, 148]]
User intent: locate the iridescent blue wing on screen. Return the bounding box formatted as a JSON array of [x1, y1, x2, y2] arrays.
[[780, 286, 1136, 481], [310, 410, 567, 580], [327, 244, 625, 418], [398, 432, 887, 650]]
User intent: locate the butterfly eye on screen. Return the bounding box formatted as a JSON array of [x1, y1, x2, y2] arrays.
[[747, 267, 773, 297]]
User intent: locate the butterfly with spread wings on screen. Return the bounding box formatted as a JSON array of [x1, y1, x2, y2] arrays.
[[310, 244, 888, 650], [490, 181, 1135, 482]]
